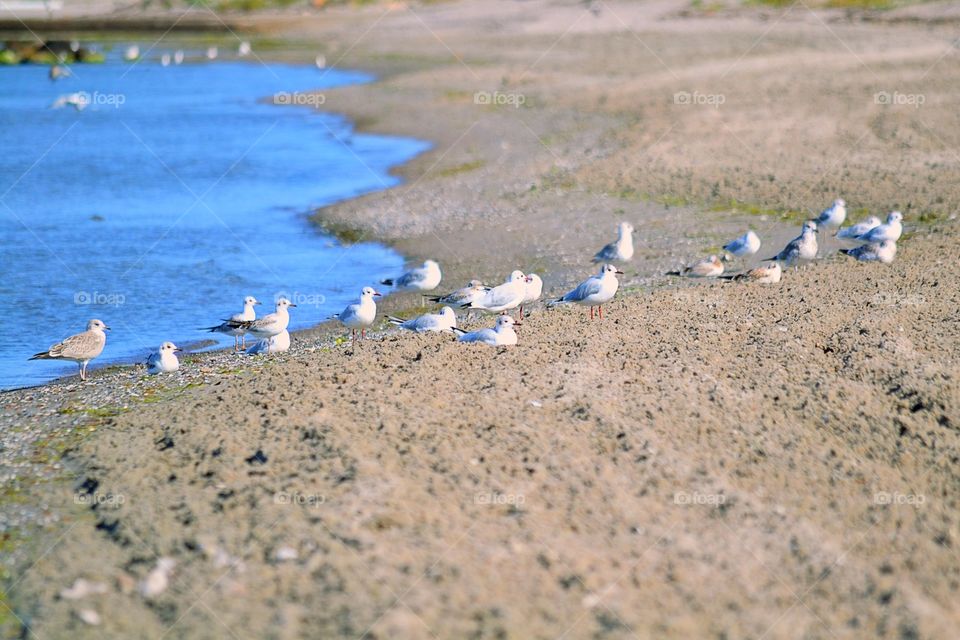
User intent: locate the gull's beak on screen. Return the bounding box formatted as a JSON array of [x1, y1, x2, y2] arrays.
[[255, 301, 262, 306], [103, 325, 111, 331], [615, 269, 624, 275], [289, 303, 298, 307], [373, 291, 382, 297]]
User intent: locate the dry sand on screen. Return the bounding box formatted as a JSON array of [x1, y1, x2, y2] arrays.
[[2, 1, 960, 638]]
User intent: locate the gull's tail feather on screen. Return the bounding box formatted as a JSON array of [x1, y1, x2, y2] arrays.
[[546, 298, 567, 308], [665, 270, 682, 276], [839, 249, 853, 258], [427, 295, 442, 303], [452, 327, 467, 335], [386, 316, 406, 326]]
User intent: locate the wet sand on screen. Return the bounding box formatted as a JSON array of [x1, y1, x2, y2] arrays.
[[2, 1, 959, 638]]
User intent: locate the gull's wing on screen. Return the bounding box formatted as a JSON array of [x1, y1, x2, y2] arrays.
[[395, 268, 426, 288], [592, 241, 617, 263], [479, 283, 521, 309], [458, 328, 496, 343], [339, 303, 361, 323], [723, 235, 745, 253], [49, 331, 103, 359], [562, 276, 602, 303]]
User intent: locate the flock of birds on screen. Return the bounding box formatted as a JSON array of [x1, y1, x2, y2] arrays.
[[29, 198, 903, 382]]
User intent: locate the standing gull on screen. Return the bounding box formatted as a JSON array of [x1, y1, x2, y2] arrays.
[[388, 306, 457, 333], [382, 260, 442, 292], [767, 220, 818, 268], [334, 287, 381, 341], [455, 315, 518, 346], [146, 342, 180, 375], [840, 240, 897, 264], [592, 222, 634, 264], [856, 211, 903, 244], [30, 319, 109, 381], [203, 296, 261, 351], [816, 198, 846, 231], [228, 298, 295, 341], [463, 270, 527, 314], [548, 264, 622, 319], [723, 230, 761, 260], [519, 273, 543, 317]]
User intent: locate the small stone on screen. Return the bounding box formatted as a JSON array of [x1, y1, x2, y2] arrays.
[[77, 608, 101, 625], [59, 578, 108, 600], [274, 546, 298, 562]]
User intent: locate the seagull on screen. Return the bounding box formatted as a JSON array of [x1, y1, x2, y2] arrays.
[[30, 319, 109, 381], [388, 306, 457, 333], [238, 41, 252, 57], [840, 240, 897, 264], [206, 46, 218, 60], [334, 287, 380, 341], [146, 342, 180, 375], [428, 280, 490, 307], [548, 264, 622, 319], [667, 254, 724, 278], [722, 230, 761, 259], [227, 298, 296, 341], [767, 220, 818, 268], [836, 216, 881, 243], [381, 260, 442, 292], [720, 261, 782, 284], [592, 221, 634, 263], [51, 92, 88, 111], [856, 211, 903, 244], [463, 270, 527, 314], [203, 296, 261, 351], [315, 54, 326, 69], [247, 329, 290, 355], [454, 315, 518, 346], [173, 50, 184, 65], [816, 198, 846, 230], [123, 45, 140, 62], [519, 273, 543, 317], [160, 53, 171, 67]]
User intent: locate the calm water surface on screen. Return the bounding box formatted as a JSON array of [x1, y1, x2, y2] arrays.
[[0, 53, 429, 389]]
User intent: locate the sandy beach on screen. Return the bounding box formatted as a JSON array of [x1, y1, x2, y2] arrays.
[[2, 1, 959, 638]]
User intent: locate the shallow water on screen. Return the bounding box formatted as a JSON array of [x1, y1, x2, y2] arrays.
[[0, 53, 430, 390]]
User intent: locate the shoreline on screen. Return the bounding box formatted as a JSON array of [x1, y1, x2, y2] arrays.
[[3, 1, 960, 637]]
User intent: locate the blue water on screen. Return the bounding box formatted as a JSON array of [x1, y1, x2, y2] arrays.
[[0, 55, 430, 390]]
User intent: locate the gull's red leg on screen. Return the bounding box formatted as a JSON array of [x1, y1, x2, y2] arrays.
[[599, 306, 603, 320]]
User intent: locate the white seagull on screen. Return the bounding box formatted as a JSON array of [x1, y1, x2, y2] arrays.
[[30, 319, 109, 381], [228, 298, 295, 341], [206, 46, 218, 60], [856, 211, 903, 244], [592, 222, 634, 263], [388, 306, 457, 333], [203, 296, 261, 351], [334, 287, 381, 341], [668, 254, 724, 278], [463, 270, 527, 314], [381, 260, 442, 292], [768, 220, 818, 267], [455, 315, 518, 346], [247, 329, 290, 355], [123, 45, 140, 62], [723, 230, 761, 259], [147, 342, 180, 375], [841, 240, 897, 264], [720, 261, 782, 284], [836, 216, 881, 243], [548, 264, 622, 319], [160, 53, 171, 67], [428, 280, 490, 307], [238, 41, 252, 57], [816, 198, 846, 230], [520, 273, 543, 317]]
